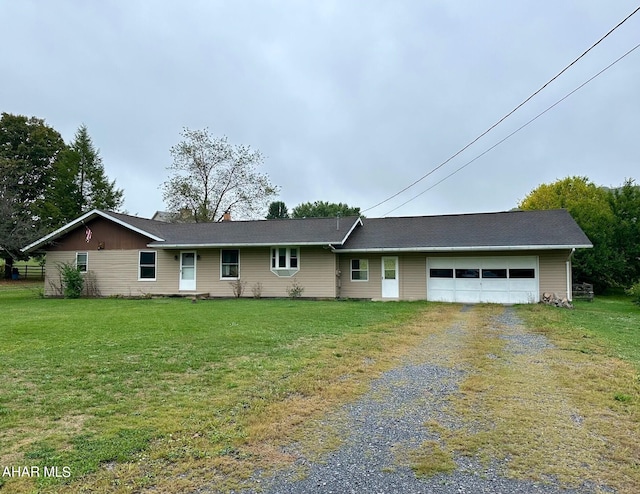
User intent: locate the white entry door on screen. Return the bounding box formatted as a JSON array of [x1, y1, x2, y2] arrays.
[[179, 251, 197, 291], [381, 256, 399, 298]]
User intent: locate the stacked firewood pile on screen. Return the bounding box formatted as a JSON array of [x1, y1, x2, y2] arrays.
[[541, 292, 573, 309]]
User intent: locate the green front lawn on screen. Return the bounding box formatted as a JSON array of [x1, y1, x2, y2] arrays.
[[0, 287, 441, 493], [2, 286, 639, 493], [518, 294, 640, 366]]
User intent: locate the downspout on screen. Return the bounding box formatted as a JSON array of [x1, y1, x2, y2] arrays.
[[566, 248, 575, 301], [335, 249, 341, 299]]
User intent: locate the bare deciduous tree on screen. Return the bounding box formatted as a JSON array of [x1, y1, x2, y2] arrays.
[[161, 128, 278, 222]]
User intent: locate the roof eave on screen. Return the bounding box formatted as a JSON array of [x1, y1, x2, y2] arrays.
[[147, 241, 337, 249], [333, 244, 593, 253]]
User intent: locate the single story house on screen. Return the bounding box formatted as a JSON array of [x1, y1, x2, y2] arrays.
[[22, 208, 592, 303]]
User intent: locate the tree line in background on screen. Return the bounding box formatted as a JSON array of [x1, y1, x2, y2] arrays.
[[0, 112, 123, 277], [266, 200, 361, 219], [519, 176, 640, 295]]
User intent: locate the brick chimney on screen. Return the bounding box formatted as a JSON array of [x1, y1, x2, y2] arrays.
[[222, 210, 231, 222]]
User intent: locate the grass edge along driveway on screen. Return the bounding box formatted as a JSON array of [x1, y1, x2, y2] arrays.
[[2, 288, 639, 493], [1, 290, 458, 493]]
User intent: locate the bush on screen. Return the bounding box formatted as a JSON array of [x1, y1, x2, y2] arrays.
[[626, 281, 640, 306], [286, 279, 304, 299], [59, 262, 84, 299], [229, 279, 246, 298]]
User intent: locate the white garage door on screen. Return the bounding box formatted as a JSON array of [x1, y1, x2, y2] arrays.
[[427, 256, 539, 304]]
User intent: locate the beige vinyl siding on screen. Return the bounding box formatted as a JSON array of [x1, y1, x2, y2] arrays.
[[205, 247, 336, 298], [45, 247, 336, 298], [338, 255, 381, 299], [44, 250, 176, 297], [338, 254, 426, 300], [399, 254, 427, 300], [538, 250, 572, 299]]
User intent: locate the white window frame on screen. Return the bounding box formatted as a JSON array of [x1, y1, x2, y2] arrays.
[[76, 252, 88, 273], [138, 251, 157, 281], [270, 247, 300, 277], [350, 259, 369, 281], [220, 249, 240, 280]]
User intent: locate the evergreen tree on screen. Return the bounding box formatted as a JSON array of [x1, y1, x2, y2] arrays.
[[266, 201, 289, 219], [69, 124, 123, 212], [43, 124, 123, 228]]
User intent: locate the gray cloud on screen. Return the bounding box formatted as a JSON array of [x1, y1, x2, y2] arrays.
[[2, 0, 638, 218]]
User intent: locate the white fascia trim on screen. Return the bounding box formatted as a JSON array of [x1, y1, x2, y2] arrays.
[[338, 217, 364, 246], [21, 209, 164, 253], [22, 209, 102, 253], [100, 212, 165, 242], [333, 244, 593, 253], [148, 242, 334, 249]]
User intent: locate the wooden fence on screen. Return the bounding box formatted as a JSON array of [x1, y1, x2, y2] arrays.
[[572, 282, 594, 302], [5, 264, 46, 280]]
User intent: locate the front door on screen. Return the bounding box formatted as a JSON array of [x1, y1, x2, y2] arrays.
[[179, 251, 197, 291], [381, 256, 399, 298]]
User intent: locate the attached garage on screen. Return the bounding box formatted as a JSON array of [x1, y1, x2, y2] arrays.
[[427, 256, 539, 304]]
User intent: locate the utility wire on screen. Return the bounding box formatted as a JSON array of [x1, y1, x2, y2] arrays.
[[382, 42, 640, 216], [363, 5, 640, 214]]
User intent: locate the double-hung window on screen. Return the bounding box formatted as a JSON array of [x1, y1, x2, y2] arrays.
[[221, 249, 239, 279], [76, 252, 88, 273], [139, 251, 157, 280], [271, 247, 299, 277], [351, 259, 369, 281]]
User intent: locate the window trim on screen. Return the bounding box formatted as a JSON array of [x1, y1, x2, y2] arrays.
[[138, 250, 157, 281], [350, 259, 369, 282], [75, 252, 88, 273], [270, 247, 300, 277], [220, 249, 240, 280]]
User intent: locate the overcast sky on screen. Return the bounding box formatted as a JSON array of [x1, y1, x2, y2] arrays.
[[2, 1, 638, 219]]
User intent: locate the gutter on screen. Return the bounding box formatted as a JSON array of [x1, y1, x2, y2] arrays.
[[148, 241, 344, 249], [332, 244, 593, 253]]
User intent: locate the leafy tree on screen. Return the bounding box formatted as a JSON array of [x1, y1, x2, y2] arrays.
[[0, 113, 66, 278], [518, 176, 618, 293], [291, 200, 361, 219], [266, 201, 289, 219], [42, 124, 123, 228], [607, 178, 640, 286], [161, 129, 278, 222]]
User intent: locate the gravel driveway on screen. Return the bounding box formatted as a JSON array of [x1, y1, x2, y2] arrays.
[[231, 306, 611, 494]]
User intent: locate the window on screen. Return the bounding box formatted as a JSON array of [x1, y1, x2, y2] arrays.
[[271, 247, 300, 277], [455, 268, 479, 278], [351, 259, 369, 281], [509, 268, 535, 279], [76, 252, 88, 273], [221, 249, 239, 279], [430, 268, 454, 278], [482, 268, 507, 279], [139, 251, 157, 280]]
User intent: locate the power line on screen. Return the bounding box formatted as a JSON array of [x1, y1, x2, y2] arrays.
[[363, 5, 640, 214], [382, 42, 640, 216]]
